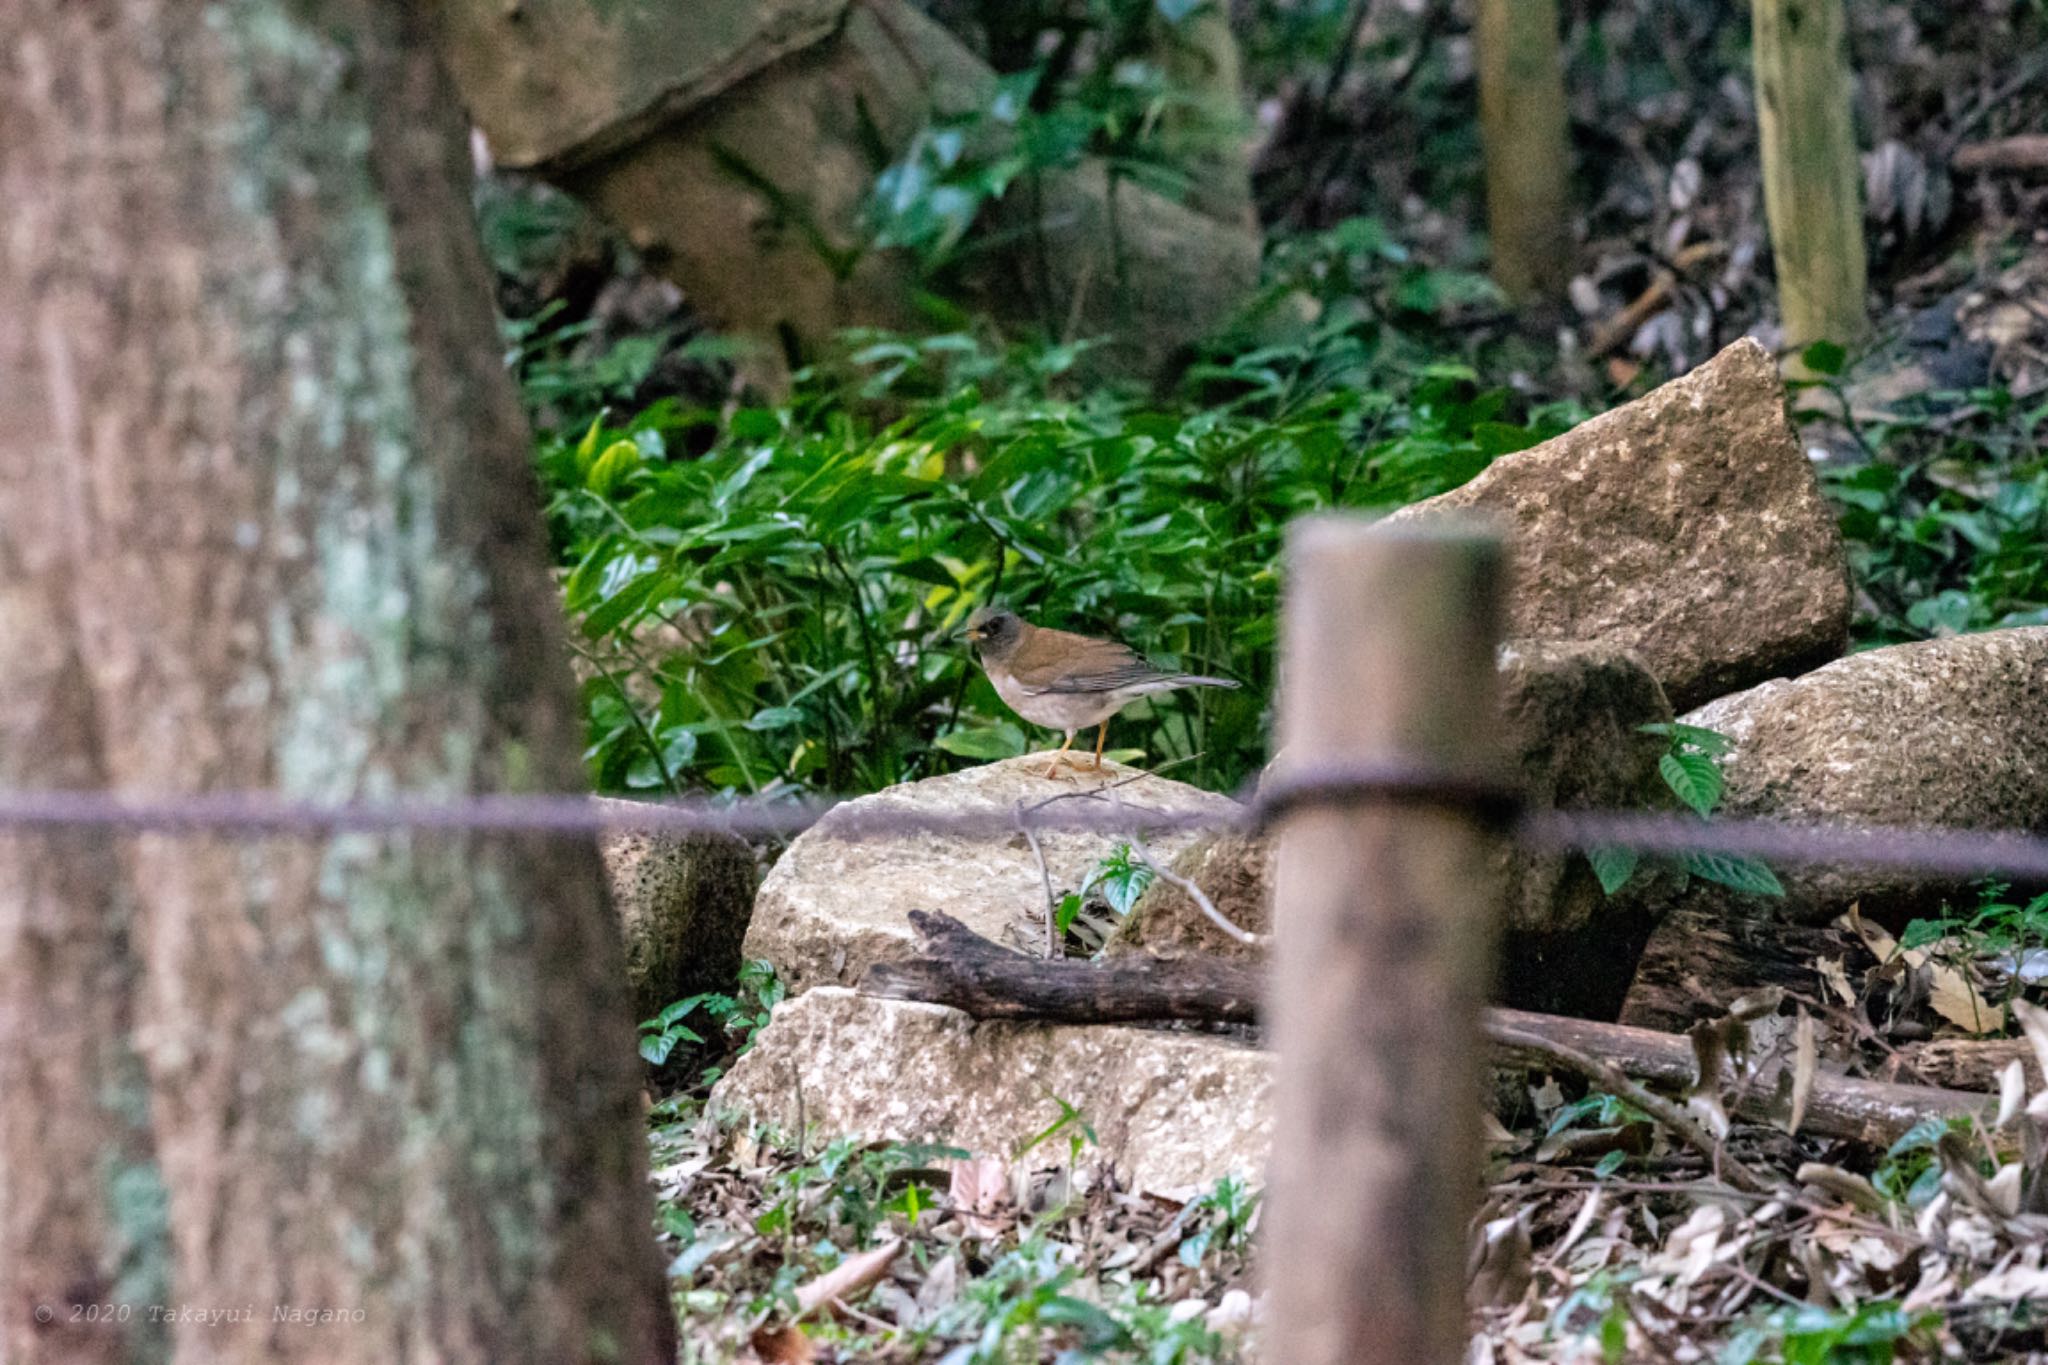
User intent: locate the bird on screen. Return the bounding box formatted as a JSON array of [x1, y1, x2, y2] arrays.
[[959, 607, 1239, 779]]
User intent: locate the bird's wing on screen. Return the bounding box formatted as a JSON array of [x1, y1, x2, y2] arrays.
[[1005, 628, 1171, 695]]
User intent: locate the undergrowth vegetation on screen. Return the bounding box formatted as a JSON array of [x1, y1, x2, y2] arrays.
[[528, 239, 1580, 798]]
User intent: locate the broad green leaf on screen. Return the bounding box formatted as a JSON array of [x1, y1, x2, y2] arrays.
[[1586, 847, 1640, 895], [1800, 339, 1847, 376], [1660, 751, 1724, 817], [586, 439, 641, 496], [1677, 851, 1784, 897], [934, 725, 1026, 759]]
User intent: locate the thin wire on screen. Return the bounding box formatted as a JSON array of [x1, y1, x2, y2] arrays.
[[0, 773, 2046, 885]]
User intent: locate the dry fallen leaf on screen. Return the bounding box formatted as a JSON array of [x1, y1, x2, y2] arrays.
[[748, 1324, 815, 1365], [1787, 1009, 1817, 1137], [794, 1238, 903, 1319], [1846, 905, 2001, 1034], [946, 1155, 1014, 1237], [2014, 999, 2048, 1082], [1796, 1162, 1886, 1214], [1468, 1209, 1534, 1308], [1998, 1059, 2027, 1129]]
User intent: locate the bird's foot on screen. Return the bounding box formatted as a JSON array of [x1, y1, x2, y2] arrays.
[[1040, 750, 1081, 780]]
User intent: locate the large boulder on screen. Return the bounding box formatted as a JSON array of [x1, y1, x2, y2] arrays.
[[1111, 642, 1674, 1018], [1388, 337, 1852, 711], [596, 798, 759, 1022], [710, 988, 1272, 1194], [1678, 627, 2048, 925], [743, 755, 1239, 994]]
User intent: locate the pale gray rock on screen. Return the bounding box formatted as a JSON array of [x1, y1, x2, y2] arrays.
[[710, 988, 1272, 1194], [1389, 337, 1852, 710], [743, 754, 1239, 993], [1682, 626, 2048, 924], [596, 797, 757, 1021]]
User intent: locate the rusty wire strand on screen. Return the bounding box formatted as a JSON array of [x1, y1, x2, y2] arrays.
[[0, 767, 2045, 883]]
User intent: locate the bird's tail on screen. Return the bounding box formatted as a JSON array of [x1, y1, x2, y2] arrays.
[[1165, 674, 1240, 690]]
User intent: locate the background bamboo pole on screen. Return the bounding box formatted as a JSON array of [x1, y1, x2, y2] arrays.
[[1753, 0, 1868, 361], [1476, 0, 1574, 307]]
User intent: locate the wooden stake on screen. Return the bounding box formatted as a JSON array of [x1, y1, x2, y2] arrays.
[[1263, 518, 1506, 1365], [1753, 0, 1868, 360], [1476, 0, 1574, 306]]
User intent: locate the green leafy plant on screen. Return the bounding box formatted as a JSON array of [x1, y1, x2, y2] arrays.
[[1016, 1091, 1098, 1168], [638, 995, 709, 1066], [1869, 1115, 1975, 1210], [1541, 1091, 1653, 1179], [542, 327, 1552, 799], [637, 960, 787, 1069], [1718, 1300, 1938, 1365], [1055, 841, 1158, 938], [1588, 723, 1784, 899], [1811, 373, 2048, 647], [1549, 1269, 1639, 1363], [1900, 881, 2048, 1014]]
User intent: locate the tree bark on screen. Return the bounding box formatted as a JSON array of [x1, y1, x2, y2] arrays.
[[0, 3, 673, 1360], [864, 911, 1263, 1022], [0, 339, 167, 1361]]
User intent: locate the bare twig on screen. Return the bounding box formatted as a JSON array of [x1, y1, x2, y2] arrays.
[[1113, 793, 1265, 948], [1017, 811, 1061, 961], [1485, 1021, 1782, 1196]]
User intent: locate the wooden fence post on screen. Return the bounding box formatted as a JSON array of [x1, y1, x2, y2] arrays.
[[1263, 517, 1507, 1365]]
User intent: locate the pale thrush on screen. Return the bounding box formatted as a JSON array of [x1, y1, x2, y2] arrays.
[[961, 607, 1239, 778]]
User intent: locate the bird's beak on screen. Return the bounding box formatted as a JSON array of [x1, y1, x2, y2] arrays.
[[955, 626, 982, 644]]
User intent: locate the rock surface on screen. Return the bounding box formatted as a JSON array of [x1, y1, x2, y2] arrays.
[[743, 755, 1240, 993], [596, 798, 759, 1021], [1388, 337, 1851, 711], [1110, 643, 1673, 1018], [1681, 626, 2048, 925], [710, 988, 1272, 1193], [1108, 833, 1274, 957]]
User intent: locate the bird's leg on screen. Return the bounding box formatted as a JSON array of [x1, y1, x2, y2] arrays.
[[1090, 722, 1108, 772], [1042, 730, 1077, 780]]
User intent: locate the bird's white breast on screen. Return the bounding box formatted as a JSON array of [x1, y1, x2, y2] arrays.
[[992, 671, 1126, 731]]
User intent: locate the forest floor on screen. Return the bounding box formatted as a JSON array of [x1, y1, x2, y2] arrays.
[[479, 5, 2048, 1358]]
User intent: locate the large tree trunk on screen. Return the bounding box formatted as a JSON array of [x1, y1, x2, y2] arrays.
[[0, 396, 167, 1359], [0, 4, 674, 1361]]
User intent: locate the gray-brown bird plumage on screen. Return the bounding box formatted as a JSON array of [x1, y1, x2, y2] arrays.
[[961, 607, 1238, 777]]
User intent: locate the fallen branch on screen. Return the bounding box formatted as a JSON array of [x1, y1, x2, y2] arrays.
[[1953, 135, 2048, 176], [863, 910, 1262, 1025], [1487, 1020, 1780, 1195], [862, 912, 1993, 1148]]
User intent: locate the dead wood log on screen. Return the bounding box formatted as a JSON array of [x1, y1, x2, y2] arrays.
[[863, 911, 1992, 1147], [863, 910, 1262, 1024], [1885, 1037, 2042, 1094], [1954, 136, 2048, 176], [1621, 908, 1863, 1033]]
